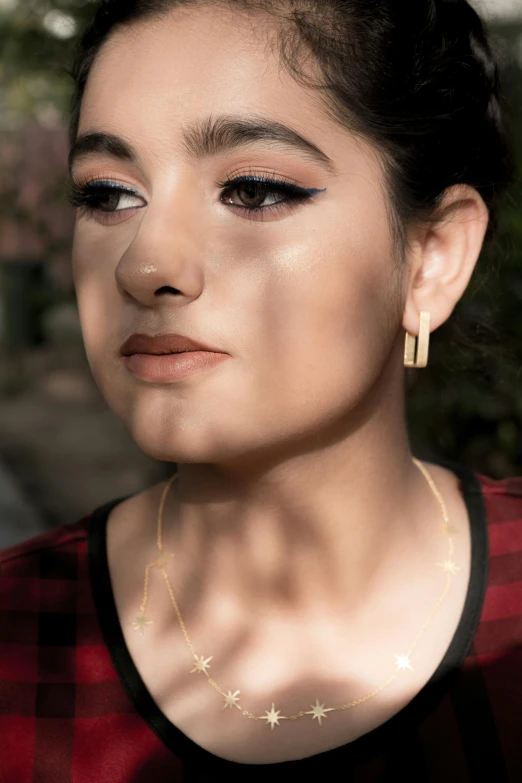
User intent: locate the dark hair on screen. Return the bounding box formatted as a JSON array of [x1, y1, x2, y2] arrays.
[[68, 0, 517, 258]]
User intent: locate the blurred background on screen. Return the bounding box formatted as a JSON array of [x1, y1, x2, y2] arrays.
[[0, 0, 520, 546]]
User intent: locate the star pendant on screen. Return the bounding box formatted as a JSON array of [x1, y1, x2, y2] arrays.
[[131, 614, 154, 635], [440, 523, 459, 536], [305, 699, 333, 727], [395, 652, 414, 672], [191, 655, 213, 675], [437, 559, 461, 575], [262, 703, 286, 730], [152, 550, 174, 569], [223, 690, 241, 710]]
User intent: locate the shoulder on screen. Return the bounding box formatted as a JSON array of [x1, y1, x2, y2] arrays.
[[0, 478, 166, 587], [471, 474, 522, 620], [0, 515, 91, 578], [475, 471, 522, 530], [475, 470, 522, 497], [0, 516, 95, 626], [467, 471, 522, 681]]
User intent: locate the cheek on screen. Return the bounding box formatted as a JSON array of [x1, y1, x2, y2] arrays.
[[260, 229, 396, 396], [71, 231, 119, 368]]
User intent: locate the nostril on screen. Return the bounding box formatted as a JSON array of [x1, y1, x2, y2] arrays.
[[155, 286, 182, 295]]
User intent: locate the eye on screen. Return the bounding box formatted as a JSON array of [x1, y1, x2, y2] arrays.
[[67, 173, 326, 225], [67, 179, 146, 223], [218, 174, 325, 220]]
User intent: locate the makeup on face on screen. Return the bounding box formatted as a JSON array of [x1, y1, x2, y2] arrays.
[[123, 350, 230, 383]]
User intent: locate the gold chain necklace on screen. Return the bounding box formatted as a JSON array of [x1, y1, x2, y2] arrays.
[[131, 457, 460, 730]]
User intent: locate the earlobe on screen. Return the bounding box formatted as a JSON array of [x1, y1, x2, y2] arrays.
[[402, 185, 489, 338]]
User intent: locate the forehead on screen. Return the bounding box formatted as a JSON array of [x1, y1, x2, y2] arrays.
[[83, 8, 315, 129], [79, 4, 378, 173], [85, 7, 308, 116]]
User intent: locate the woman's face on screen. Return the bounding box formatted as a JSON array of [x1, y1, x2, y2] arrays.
[[71, 5, 404, 468]]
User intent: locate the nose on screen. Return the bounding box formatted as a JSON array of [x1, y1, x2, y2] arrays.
[[115, 198, 204, 308]]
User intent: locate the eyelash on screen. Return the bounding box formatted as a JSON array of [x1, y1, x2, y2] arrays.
[[66, 171, 321, 224]]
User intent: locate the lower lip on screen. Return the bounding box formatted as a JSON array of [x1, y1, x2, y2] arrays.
[[123, 351, 230, 382]]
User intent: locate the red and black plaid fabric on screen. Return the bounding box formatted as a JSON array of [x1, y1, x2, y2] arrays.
[[1, 460, 522, 781]]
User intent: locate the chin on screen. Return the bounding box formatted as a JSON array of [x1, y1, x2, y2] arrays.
[[125, 417, 241, 465], [126, 418, 301, 474]]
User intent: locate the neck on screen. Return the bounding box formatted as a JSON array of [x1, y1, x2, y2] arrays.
[[160, 386, 444, 621]]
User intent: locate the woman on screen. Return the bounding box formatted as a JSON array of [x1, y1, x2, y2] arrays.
[[0, 0, 520, 779]]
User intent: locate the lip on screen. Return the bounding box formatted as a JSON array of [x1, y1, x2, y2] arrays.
[[119, 332, 230, 383], [123, 351, 229, 383], [120, 332, 225, 357]]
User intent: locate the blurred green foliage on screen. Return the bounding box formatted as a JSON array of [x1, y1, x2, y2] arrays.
[[0, 1, 521, 476], [0, 1, 95, 128]]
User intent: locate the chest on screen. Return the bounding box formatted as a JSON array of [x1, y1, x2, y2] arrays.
[[117, 575, 472, 764], [107, 482, 473, 765]]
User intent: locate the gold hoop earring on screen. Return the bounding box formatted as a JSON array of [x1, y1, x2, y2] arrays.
[[404, 311, 430, 368]]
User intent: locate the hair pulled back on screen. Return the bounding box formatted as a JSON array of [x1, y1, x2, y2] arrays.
[[68, 0, 517, 254]]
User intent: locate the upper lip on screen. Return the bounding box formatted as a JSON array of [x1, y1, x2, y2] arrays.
[[120, 332, 225, 356]]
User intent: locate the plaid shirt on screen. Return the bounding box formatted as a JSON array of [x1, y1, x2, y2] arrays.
[[1, 460, 522, 782]]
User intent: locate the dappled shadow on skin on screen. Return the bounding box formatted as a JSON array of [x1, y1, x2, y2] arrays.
[[126, 646, 522, 781], [113, 340, 463, 779], [119, 334, 411, 652], [127, 660, 406, 777], [113, 487, 465, 776]]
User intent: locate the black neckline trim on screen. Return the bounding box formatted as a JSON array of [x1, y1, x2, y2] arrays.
[[87, 458, 488, 772]]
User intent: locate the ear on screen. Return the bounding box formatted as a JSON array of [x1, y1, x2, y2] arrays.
[[402, 184, 490, 337]]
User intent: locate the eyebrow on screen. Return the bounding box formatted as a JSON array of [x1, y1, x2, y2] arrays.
[[68, 113, 337, 176]]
